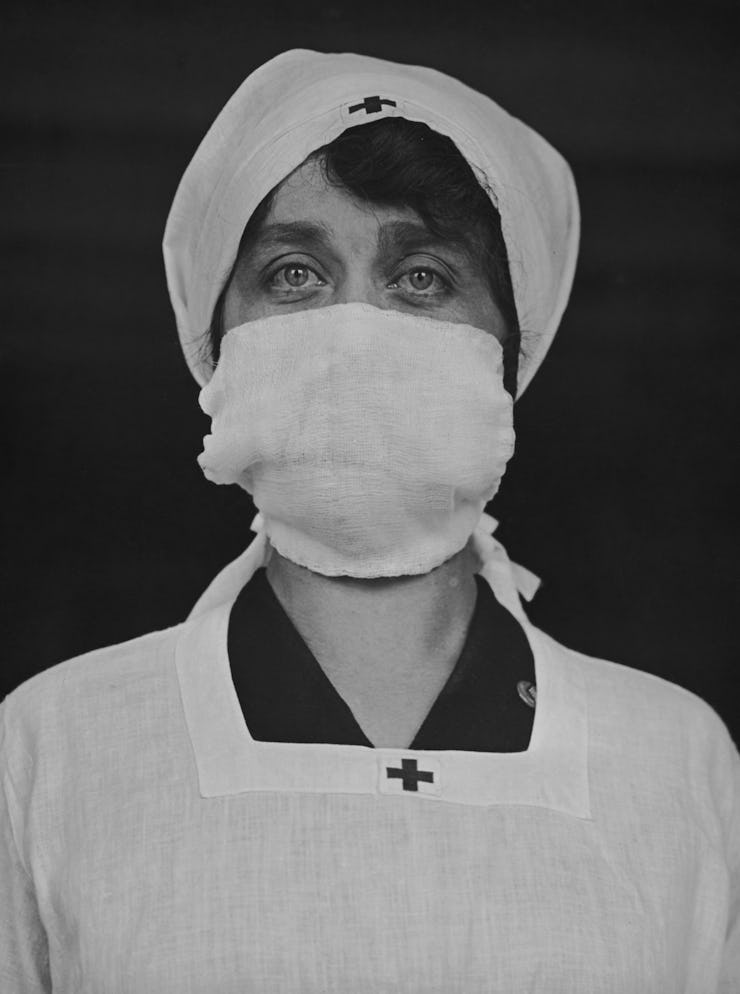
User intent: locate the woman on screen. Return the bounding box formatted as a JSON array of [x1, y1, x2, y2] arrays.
[[1, 49, 738, 992]]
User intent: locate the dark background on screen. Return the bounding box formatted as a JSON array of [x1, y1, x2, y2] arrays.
[[3, 1, 738, 736]]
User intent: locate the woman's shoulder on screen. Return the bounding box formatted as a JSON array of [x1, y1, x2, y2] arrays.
[[1, 622, 185, 762], [537, 625, 737, 766]]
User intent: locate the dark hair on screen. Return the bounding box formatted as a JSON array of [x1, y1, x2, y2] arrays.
[[205, 118, 521, 397]]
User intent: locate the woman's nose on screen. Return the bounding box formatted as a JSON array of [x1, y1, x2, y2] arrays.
[[333, 272, 386, 309]]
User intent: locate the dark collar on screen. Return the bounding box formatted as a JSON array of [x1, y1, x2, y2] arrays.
[[174, 578, 591, 816], [227, 569, 536, 752]]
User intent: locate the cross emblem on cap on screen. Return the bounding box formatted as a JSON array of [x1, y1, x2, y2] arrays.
[[385, 758, 435, 792], [348, 95, 398, 116]]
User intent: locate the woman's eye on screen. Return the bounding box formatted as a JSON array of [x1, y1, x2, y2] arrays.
[[408, 269, 435, 291], [269, 264, 325, 290], [393, 267, 447, 295]]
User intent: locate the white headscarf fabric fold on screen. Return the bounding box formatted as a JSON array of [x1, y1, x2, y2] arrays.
[[163, 49, 580, 397]]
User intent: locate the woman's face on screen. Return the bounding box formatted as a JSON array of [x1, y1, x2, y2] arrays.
[[222, 158, 507, 341]]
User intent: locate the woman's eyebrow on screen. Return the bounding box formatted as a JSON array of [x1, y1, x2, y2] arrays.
[[377, 220, 476, 263], [248, 221, 333, 254]]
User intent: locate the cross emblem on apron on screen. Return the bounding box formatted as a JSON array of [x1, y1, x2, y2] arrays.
[[385, 758, 435, 792]]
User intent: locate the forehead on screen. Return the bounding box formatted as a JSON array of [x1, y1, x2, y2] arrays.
[[264, 158, 421, 228], [244, 158, 485, 269]]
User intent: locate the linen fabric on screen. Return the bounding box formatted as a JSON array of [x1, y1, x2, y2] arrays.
[[162, 48, 580, 397], [2, 543, 739, 992], [197, 304, 515, 577]]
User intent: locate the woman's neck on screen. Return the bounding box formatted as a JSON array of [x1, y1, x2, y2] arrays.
[[264, 539, 481, 686]]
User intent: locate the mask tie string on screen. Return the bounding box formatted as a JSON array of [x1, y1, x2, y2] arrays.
[[187, 511, 540, 622], [250, 510, 541, 617], [471, 511, 541, 622]]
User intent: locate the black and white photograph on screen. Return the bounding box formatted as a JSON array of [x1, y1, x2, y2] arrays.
[[2, 1, 738, 990]]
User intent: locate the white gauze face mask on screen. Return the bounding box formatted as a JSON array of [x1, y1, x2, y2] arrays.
[[197, 302, 515, 578]]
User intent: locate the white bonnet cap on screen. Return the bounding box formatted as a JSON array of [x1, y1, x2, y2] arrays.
[[163, 49, 580, 396]]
